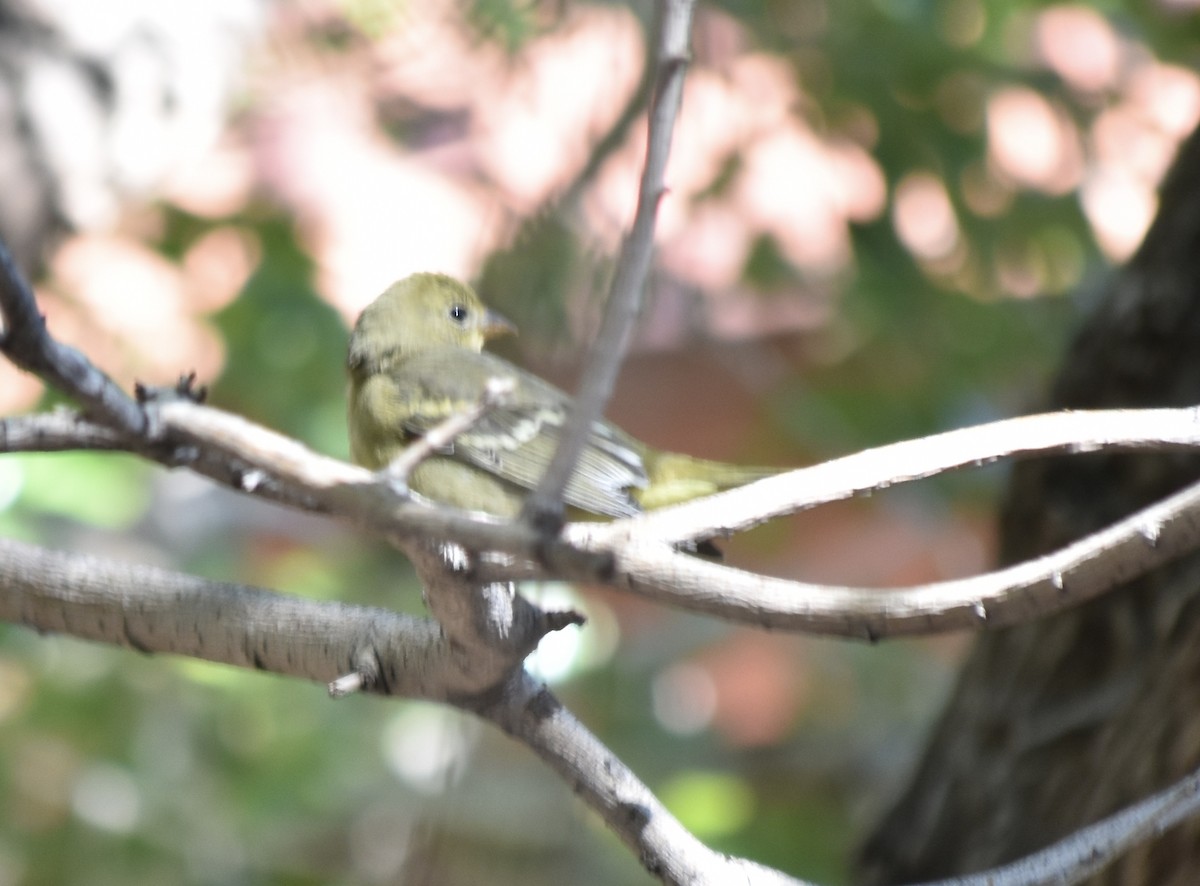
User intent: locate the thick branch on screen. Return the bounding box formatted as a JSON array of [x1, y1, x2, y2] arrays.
[[9, 525, 1196, 886], [523, 0, 696, 528], [0, 535, 582, 699], [0, 536, 454, 695], [405, 542, 584, 696]]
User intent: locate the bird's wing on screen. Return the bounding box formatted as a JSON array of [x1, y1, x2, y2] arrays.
[[392, 350, 648, 517]]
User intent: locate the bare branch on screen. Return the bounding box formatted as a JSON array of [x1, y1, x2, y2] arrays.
[[12, 404, 1200, 641], [0, 238, 148, 435], [485, 667, 1200, 886], [2, 529, 803, 883], [523, 0, 697, 530], [0, 535, 579, 700], [146, 400, 609, 578], [475, 671, 813, 886], [328, 671, 366, 698], [0, 535, 446, 695], [10, 273, 1200, 883], [582, 474, 1200, 638], [0, 406, 563, 563], [0, 407, 128, 452], [13, 526, 1198, 886], [924, 763, 1200, 886], [621, 407, 1200, 546]]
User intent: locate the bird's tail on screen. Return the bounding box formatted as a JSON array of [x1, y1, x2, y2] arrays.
[[636, 452, 778, 511]]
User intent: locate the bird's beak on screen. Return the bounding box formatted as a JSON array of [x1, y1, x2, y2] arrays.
[[483, 308, 517, 340]]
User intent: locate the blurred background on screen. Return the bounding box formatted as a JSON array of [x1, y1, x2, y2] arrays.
[[0, 0, 1197, 883]]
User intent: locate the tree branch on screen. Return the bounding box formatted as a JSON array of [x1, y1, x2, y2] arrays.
[[0, 406, 128, 452], [0, 535, 446, 695], [474, 670, 812, 886], [8, 302, 1200, 882], [476, 666, 1200, 886], [923, 762, 1200, 886], [9, 526, 1199, 886], [0, 405, 573, 566], [0, 239, 148, 435], [10, 403, 1200, 640], [523, 0, 696, 530], [0, 535, 582, 700], [588, 473, 1200, 638], [619, 407, 1200, 545]]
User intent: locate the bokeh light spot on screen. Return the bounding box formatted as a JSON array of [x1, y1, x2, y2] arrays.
[[71, 764, 141, 834], [382, 704, 477, 794], [661, 770, 755, 839], [893, 172, 959, 261], [987, 87, 1082, 194], [1036, 5, 1120, 94], [652, 663, 718, 735]]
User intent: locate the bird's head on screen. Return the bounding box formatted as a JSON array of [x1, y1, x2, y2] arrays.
[[347, 273, 515, 376]]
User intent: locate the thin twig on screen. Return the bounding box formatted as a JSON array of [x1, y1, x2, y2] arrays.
[[522, 0, 697, 531], [586, 473, 1200, 638], [928, 763, 1200, 886], [328, 672, 365, 698], [385, 376, 516, 483], [475, 670, 813, 886], [618, 406, 1200, 545], [0, 238, 148, 435]]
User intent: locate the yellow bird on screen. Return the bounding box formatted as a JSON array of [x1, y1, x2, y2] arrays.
[[347, 273, 776, 519]]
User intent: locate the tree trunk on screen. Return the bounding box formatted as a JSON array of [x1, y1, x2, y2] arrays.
[[858, 121, 1200, 885]]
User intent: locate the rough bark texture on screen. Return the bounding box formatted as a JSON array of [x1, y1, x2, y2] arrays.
[[858, 123, 1200, 884]]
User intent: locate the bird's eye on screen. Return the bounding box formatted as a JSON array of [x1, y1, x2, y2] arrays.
[[449, 304, 469, 324]]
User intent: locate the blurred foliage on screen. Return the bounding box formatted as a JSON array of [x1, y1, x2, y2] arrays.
[[466, 0, 544, 51], [1, 1, 1197, 885], [208, 228, 350, 459]]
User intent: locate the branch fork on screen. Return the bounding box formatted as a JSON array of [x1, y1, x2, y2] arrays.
[[5, 0, 1200, 881]]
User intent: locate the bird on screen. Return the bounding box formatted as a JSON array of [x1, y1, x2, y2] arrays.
[[346, 273, 777, 521]]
